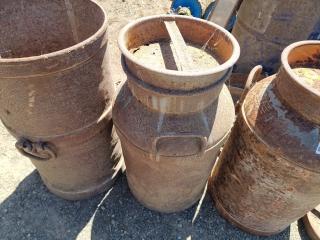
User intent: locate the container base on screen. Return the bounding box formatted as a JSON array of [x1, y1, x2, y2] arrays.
[[43, 158, 123, 201], [210, 187, 286, 236], [127, 178, 203, 213]]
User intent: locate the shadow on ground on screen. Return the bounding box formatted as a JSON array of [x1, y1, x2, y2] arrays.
[[0, 171, 305, 240], [91, 175, 291, 240], [0, 170, 103, 240]]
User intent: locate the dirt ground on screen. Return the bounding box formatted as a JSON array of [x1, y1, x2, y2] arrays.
[[0, 0, 310, 239]]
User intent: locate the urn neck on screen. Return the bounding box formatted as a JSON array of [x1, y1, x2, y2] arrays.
[[125, 66, 231, 114], [274, 41, 320, 125]]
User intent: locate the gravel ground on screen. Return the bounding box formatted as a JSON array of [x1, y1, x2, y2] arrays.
[[0, 0, 311, 239]]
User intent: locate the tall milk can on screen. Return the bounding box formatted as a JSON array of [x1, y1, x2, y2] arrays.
[[0, 0, 122, 200], [210, 41, 320, 235], [114, 15, 240, 212]]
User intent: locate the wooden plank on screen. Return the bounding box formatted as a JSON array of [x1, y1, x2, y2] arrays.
[[208, 0, 241, 28], [164, 21, 194, 71], [303, 207, 320, 240]]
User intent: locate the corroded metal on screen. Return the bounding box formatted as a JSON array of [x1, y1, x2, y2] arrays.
[[0, 0, 122, 200], [209, 41, 320, 235], [115, 15, 240, 213]]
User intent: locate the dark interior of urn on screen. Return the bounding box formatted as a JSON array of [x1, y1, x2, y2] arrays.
[[123, 17, 234, 65], [288, 44, 320, 69], [0, 0, 104, 58]]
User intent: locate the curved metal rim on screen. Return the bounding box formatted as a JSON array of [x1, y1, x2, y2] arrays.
[[126, 58, 232, 96], [281, 40, 320, 97], [118, 14, 241, 78], [0, 0, 108, 63]]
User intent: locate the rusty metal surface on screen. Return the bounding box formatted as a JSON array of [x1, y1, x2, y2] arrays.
[[0, 0, 310, 238], [114, 15, 239, 213], [232, 0, 320, 75], [0, 0, 121, 200], [209, 41, 320, 235], [117, 126, 228, 213], [4, 118, 122, 200], [114, 74, 235, 152], [118, 15, 240, 91], [114, 81, 234, 213]]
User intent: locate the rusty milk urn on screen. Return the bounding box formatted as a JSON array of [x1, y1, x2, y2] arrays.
[[114, 15, 240, 212], [228, 0, 320, 99], [0, 0, 122, 200], [209, 40, 320, 235]]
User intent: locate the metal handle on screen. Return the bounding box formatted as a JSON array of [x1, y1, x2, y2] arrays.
[[237, 65, 263, 110], [15, 138, 56, 161], [151, 134, 208, 162]]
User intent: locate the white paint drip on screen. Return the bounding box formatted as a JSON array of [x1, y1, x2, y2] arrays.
[[180, 98, 184, 112], [64, 0, 80, 43], [197, 100, 205, 110], [151, 96, 158, 110], [157, 113, 164, 133], [159, 97, 168, 112], [201, 112, 210, 131], [316, 142, 320, 155], [173, 96, 177, 112]]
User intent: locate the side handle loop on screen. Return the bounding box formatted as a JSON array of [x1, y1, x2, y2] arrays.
[[152, 134, 208, 162], [237, 65, 263, 110], [15, 138, 56, 161]]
